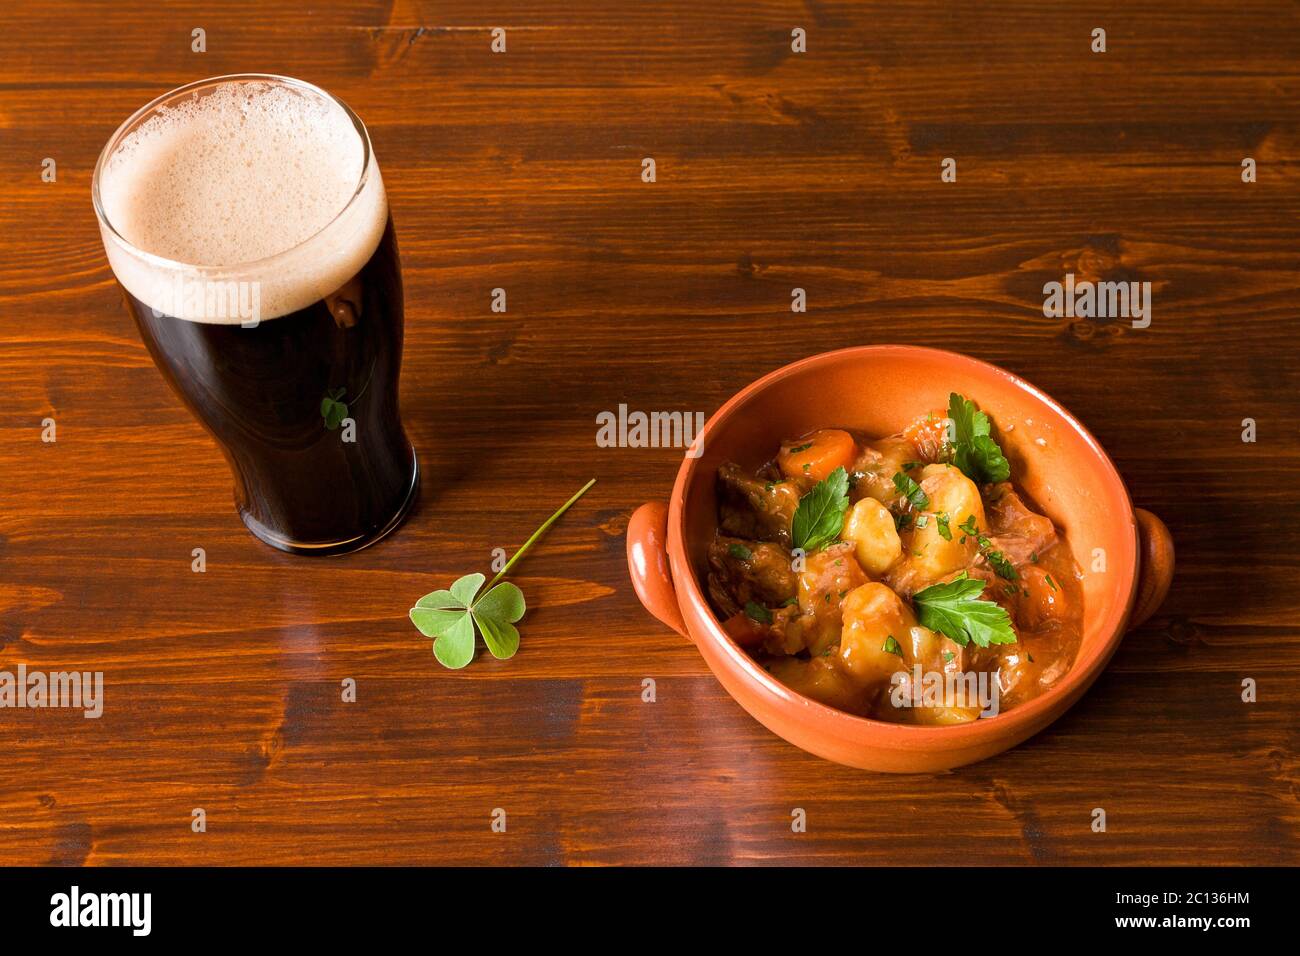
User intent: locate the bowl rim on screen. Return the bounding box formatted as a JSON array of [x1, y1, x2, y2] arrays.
[[666, 344, 1139, 748]]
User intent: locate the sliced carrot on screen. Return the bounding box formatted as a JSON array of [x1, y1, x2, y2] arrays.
[[1014, 565, 1071, 630], [721, 611, 767, 647], [777, 429, 858, 482], [901, 410, 950, 463]]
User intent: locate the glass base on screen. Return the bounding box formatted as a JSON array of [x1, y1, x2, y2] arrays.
[[238, 448, 420, 556]]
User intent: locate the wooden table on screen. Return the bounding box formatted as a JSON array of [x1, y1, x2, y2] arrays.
[[1, 0, 1296, 866]]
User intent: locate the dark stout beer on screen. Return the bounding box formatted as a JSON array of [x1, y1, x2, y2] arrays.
[[93, 76, 417, 554]]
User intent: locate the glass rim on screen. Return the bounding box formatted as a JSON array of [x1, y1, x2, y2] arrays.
[[91, 73, 376, 274]]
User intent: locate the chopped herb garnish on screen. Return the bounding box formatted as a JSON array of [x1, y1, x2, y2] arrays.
[[779, 595, 798, 607], [915, 515, 929, 529], [985, 549, 1019, 581], [787, 442, 814, 454], [956, 514, 1018, 580], [744, 601, 773, 625], [912, 573, 1017, 648], [900, 460, 923, 471], [1030, 553, 1039, 564], [936, 512, 952, 541], [727, 542, 753, 561], [790, 467, 850, 553], [1045, 573, 1058, 592], [894, 511, 914, 532], [942, 651, 955, 663], [883, 635, 903, 656], [892, 471, 930, 510]]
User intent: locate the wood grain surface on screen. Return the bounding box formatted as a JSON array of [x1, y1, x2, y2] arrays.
[[1, 0, 1297, 865]]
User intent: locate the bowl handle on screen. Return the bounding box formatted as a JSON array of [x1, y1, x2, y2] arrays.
[[1129, 508, 1174, 630], [627, 502, 690, 640]]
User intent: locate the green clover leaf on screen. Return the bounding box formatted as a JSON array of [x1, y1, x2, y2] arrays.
[[321, 387, 348, 430], [472, 581, 525, 659], [408, 480, 595, 669], [411, 573, 527, 668]]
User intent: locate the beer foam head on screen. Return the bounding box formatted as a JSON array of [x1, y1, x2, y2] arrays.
[[95, 77, 388, 323]]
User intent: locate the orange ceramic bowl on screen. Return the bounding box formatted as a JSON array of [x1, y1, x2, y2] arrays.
[[627, 345, 1173, 772]]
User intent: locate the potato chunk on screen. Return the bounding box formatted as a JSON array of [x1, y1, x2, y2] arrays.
[[838, 583, 916, 686], [840, 497, 902, 577], [766, 656, 869, 715], [889, 463, 985, 593], [795, 543, 868, 656]]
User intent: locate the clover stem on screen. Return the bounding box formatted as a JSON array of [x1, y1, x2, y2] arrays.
[[485, 478, 596, 592]]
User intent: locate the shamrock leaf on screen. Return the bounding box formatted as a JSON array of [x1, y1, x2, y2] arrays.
[[321, 387, 348, 430], [472, 582, 525, 658], [411, 573, 527, 668], [408, 480, 595, 670]]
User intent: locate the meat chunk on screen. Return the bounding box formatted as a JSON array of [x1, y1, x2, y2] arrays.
[[848, 437, 919, 505], [716, 462, 800, 546], [984, 483, 1056, 564], [706, 536, 797, 620]]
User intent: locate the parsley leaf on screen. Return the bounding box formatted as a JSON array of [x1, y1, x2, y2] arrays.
[[936, 512, 952, 541], [892, 471, 930, 511], [947, 393, 1011, 484], [791, 466, 850, 553], [883, 635, 903, 656], [409, 479, 595, 668], [727, 542, 753, 561], [744, 601, 773, 624], [912, 573, 1017, 648]]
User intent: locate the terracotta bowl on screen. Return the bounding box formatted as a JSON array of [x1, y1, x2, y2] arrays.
[[627, 345, 1173, 772]]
